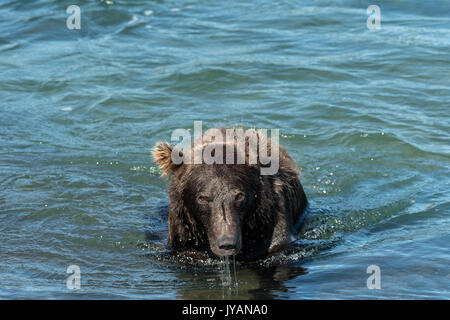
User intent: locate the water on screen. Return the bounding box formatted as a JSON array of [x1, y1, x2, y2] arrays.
[[0, 0, 449, 299]]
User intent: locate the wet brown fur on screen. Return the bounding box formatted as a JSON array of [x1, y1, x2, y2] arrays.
[[152, 128, 307, 261]]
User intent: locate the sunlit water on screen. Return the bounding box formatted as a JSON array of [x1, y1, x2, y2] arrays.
[[0, 0, 449, 299]]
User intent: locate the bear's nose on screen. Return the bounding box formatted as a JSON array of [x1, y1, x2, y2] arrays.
[[216, 236, 238, 255]]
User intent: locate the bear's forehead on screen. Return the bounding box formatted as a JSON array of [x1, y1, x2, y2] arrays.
[[184, 165, 252, 189]]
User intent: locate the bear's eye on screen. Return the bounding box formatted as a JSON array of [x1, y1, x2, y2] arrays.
[[234, 193, 245, 202], [197, 195, 211, 205]]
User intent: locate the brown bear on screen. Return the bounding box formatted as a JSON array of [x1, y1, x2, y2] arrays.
[[152, 128, 307, 261]]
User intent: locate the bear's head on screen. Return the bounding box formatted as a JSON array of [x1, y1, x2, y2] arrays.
[[152, 129, 278, 258]]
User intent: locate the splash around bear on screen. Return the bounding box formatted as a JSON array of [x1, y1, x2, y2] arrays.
[[152, 128, 308, 261]]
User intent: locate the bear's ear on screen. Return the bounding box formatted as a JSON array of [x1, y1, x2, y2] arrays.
[[151, 142, 183, 176]]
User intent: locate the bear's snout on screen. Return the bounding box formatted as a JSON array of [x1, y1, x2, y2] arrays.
[[216, 235, 240, 256]]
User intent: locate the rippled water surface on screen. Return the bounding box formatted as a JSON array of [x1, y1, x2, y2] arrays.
[[1, 0, 449, 299]]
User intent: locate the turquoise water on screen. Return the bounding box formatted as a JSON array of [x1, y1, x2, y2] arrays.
[[1, 0, 449, 299]]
